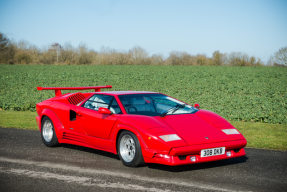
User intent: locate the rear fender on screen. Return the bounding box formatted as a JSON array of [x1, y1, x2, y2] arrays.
[[40, 108, 64, 139]]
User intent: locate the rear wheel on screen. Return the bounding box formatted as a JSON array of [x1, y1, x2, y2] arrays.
[[41, 116, 59, 147], [118, 131, 145, 167]]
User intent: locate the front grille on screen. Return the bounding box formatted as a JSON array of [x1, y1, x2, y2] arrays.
[[178, 155, 187, 160]]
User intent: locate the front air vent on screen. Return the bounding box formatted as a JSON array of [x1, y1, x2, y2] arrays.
[[68, 93, 86, 105], [233, 148, 241, 153], [178, 155, 187, 160], [62, 132, 87, 144]]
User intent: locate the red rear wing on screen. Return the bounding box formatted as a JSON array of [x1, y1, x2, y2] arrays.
[[37, 85, 112, 96]]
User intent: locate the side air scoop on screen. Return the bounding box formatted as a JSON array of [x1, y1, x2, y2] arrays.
[[36, 85, 112, 96]]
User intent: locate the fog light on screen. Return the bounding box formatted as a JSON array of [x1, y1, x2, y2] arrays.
[[226, 151, 231, 157], [190, 156, 196, 162]]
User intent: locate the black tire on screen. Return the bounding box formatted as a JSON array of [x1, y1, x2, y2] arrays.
[[41, 116, 59, 147], [117, 131, 145, 167]]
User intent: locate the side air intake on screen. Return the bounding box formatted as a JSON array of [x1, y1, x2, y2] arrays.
[[62, 132, 87, 144], [68, 93, 86, 105]]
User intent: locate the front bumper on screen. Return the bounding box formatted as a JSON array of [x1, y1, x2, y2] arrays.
[[143, 139, 247, 166]]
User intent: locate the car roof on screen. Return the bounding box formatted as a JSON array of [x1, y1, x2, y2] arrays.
[[98, 91, 159, 95]]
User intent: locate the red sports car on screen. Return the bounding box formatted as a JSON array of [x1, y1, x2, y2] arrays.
[[36, 85, 247, 167]]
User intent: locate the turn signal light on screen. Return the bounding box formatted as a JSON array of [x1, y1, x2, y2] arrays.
[[159, 134, 181, 142]]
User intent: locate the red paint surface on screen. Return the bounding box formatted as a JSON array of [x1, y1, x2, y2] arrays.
[[36, 87, 247, 166]]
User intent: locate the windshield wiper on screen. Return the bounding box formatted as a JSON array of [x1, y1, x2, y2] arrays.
[[160, 104, 186, 117]]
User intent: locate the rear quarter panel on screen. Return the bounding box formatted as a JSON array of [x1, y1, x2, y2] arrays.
[[36, 101, 67, 138]]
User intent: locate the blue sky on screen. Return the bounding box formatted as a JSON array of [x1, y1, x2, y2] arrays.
[[0, 0, 286, 62]]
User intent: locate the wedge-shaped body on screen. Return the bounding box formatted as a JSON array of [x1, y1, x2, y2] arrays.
[[36, 86, 247, 167]]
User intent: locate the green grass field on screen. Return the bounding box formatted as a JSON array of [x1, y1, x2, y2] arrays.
[[0, 64, 286, 151], [0, 65, 286, 124], [0, 110, 286, 151]]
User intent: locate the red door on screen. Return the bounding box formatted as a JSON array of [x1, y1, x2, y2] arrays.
[[76, 107, 118, 139], [68, 106, 86, 135]]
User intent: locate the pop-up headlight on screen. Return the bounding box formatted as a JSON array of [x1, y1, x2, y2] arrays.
[[222, 129, 240, 135], [159, 134, 181, 142]]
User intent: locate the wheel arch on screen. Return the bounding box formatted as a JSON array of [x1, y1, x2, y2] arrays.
[[111, 124, 148, 155], [40, 108, 64, 139]]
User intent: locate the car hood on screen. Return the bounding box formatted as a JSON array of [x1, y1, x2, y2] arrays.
[[159, 112, 233, 146]]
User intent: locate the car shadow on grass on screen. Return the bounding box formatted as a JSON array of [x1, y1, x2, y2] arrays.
[[146, 156, 249, 172]]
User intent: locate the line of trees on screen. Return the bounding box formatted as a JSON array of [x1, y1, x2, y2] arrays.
[[0, 32, 285, 66]]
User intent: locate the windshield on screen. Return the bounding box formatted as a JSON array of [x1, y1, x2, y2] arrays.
[[118, 94, 198, 116]]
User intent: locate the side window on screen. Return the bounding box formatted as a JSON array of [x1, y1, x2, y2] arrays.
[[110, 99, 123, 114], [83, 94, 122, 114]]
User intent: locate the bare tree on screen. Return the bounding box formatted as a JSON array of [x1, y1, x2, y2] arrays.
[[196, 54, 209, 66], [129, 46, 149, 65], [167, 51, 194, 65], [150, 54, 163, 65], [78, 43, 92, 65], [62, 42, 76, 64], [212, 51, 223, 66], [17, 40, 30, 50], [268, 47, 287, 66]]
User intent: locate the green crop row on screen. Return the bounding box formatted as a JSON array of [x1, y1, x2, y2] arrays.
[[0, 65, 286, 124]]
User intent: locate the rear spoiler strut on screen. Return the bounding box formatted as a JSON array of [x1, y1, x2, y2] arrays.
[[37, 85, 112, 96]]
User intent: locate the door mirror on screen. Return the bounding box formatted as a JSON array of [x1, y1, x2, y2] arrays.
[[98, 107, 112, 114], [194, 103, 200, 109]]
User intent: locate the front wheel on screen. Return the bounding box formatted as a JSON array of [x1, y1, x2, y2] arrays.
[[118, 131, 145, 167], [41, 116, 59, 147]]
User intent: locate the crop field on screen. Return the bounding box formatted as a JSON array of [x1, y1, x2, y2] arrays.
[[0, 65, 286, 124]]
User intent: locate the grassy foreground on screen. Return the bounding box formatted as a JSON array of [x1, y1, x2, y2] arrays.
[[0, 111, 286, 151], [0, 111, 38, 130]]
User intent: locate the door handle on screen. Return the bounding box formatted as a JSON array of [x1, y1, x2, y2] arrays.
[[77, 113, 82, 116]]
